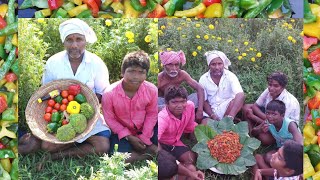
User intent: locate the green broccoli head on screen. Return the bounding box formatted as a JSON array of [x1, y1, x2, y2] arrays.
[[69, 114, 87, 133], [56, 124, 76, 141], [80, 102, 95, 120]]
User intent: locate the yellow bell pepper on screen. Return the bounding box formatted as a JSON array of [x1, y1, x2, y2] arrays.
[[315, 162, 320, 171], [11, 34, 17, 47], [304, 153, 316, 179], [310, 4, 320, 18], [123, 0, 140, 18], [311, 135, 318, 144], [4, 82, 16, 92], [304, 50, 309, 58], [0, 93, 7, 102], [204, 3, 222, 18], [1, 158, 11, 173], [104, 0, 113, 6], [72, 0, 82, 6], [313, 171, 320, 180], [111, 2, 124, 14], [304, 20, 320, 39], [67, 4, 88, 17], [100, 14, 113, 18], [0, 79, 6, 87], [0, 4, 8, 18], [40, 8, 52, 17], [304, 122, 316, 139], [0, 36, 5, 44], [174, 3, 206, 18], [67, 101, 81, 114]]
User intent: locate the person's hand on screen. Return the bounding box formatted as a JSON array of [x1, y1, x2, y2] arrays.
[[254, 169, 263, 180], [195, 110, 203, 123], [261, 122, 269, 133], [127, 135, 146, 151], [210, 112, 220, 121], [189, 170, 205, 180]]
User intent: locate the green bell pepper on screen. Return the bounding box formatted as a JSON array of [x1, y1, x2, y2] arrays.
[[243, 0, 272, 18], [55, 8, 68, 18], [304, 0, 317, 24], [308, 150, 320, 167], [266, 0, 283, 14], [130, 0, 147, 12], [51, 112, 61, 123], [0, 149, 15, 158], [164, 0, 185, 16], [54, 95, 63, 104], [147, 0, 157, 11], [34, 11, 45, 18], [222, 0, 240, 18], [74, 93, 87, 104], [240, 0, 258, 10], [47, 122, 59, 133], [312, 109, 320, 131], [5, 92, 14, 108], [76, 9, 93, 18], [0, 44, 7, 60], [10, 59, 19, 76], [1, 108, 15, 121], [62, 2, 76, 11]]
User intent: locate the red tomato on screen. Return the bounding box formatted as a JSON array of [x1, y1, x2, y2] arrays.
[[5, 73, 17, 82], [60, 104, 67, 111], [44, 113, 51, 122], [62, 98, 69, 105], [67, 95, 74, 101], [62, 119, 69, 125], [61, 90, 69, 98], [45, 106, 53, 113], [54, 103, 61, 110], [52, 109, 58, 113], [47, 99, 55, 107], [0, 17, 7, 29], [203, 0, 221, 7]]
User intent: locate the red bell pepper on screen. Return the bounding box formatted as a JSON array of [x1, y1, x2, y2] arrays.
[[93, 0, 101, 7], [5, 72, 17, 82], [140, 0, 147, 6], [308, 92, 320, 110], [68, 84, 81, 96], [0, 17, 6, 30], [147, 4, 166, 18], [304, 36, 318, 50], [48, 0, 64, 10], [196, 13, 205, 18], [0, 96, 7, 114], [308, 48, 320, 75], [83, 0, 99, 17], [203, 0, 221, 7]]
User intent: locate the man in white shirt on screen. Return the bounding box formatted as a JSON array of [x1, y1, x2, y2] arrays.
[[199, 50, 245, 122], [243, 71, 300, 132]]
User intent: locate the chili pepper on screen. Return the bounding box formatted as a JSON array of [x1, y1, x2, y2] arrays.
[[309, 48, 320, 75], [174, 3, 206, 17], [147, 4, 166, 17], [10, 158, 17, 180], [47, 122, 59, 133], [2, 108, 15, 121], [7, 0, 15, 24], [240, 0, 258, 10], [0, 96, 7, 114], [243, 0, 272, 18], [10, 60, 19, 76], [67, 4, 89, 17], [0, 44, 7, 60], [0, 46, 15, 80], [76, 9, 93, 18], [68, 84, 81, 96], [304, 0, 317, 24], [123, 0, 141, 17], [51, 112, 62, 123], [83, 0, 99, 17], [131, 0, 148, 12], [54, 95, 63, 104], [164, 0, 186, 16], [0, 22, 17, 36], [74, 93, 87, 104], [304, 36, 318, 50], [48, 0, 64, 10], [204, 3, 222, 18], [4, 34, 13, 52], [147, 0, 157, 11], [221, 0, 240, 18], [266, 0, 283, 14], [67, 101, 81, 114]]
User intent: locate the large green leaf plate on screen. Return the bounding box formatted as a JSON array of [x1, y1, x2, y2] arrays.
[[192, 117, 261, 175]]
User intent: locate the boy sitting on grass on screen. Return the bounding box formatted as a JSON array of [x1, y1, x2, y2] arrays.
[[102, 50, 158, 163], [253, 140, 302, 180], [251, 100, 302, 147], [158, 85, 204, 180]]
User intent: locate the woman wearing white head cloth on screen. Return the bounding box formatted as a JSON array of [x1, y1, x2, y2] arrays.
[[198, 50, 245, 123], [19, 19, 111, 162]]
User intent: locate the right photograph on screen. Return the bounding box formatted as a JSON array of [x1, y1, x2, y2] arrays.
[[157, 18, 303, 179]]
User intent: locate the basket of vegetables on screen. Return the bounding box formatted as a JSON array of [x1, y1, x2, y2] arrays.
[[25, 79, 99, 144], [192, 117, 261, 175]]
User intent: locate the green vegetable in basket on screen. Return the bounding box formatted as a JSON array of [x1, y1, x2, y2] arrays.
[[69, 114, 87, 133], [47, 122, 59, 133], [74, 93, 87, 104], [51, 112, 61, 123], [54, 95, 63, 104], [56, 124, 76, 141], [80, 102, 94, 120], [1, 108, 15, 121]]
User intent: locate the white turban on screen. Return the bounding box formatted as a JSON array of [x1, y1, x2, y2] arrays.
[[204, 50, 231, 69], [59, 19, 97, 44]]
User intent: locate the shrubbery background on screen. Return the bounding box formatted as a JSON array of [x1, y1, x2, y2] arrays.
[[19, 18, 158, 130]]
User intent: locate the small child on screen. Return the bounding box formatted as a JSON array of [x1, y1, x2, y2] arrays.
[[251, 100, 302, 147], [158, 85, 204, 179], [102, 50, 158, 163], [253, 140, 302, 180]]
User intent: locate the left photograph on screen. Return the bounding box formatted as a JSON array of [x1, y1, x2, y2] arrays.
[[18, 18, 159, 179]]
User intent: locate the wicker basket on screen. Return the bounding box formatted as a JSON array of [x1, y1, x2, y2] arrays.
[[25, 79, 100, 144]]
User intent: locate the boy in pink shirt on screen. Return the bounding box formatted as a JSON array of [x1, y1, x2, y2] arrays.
[[102, 51, 158, 163], [158, 86, 203, 179]]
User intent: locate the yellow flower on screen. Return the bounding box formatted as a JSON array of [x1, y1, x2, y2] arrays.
[[197, 46, 202, 50], [240, 24, 244, 28], [144, 35, 151, 43], [105, 20, 112, 26], [158, 30, 163, 35], [290, 19, 295, 23], [244, 41, 249, 46], [242, 53, 247, 57], [177, 27, 182, 31], [161, 25, 166, 30], [128, 38, 134, 43], [238, 56, 242, 60], [249, 48, 253, 51], [287, 36, 293, 41], [196, 35, 200, 39], [227, 39, 232, 43], [153, 18, 158, 23], [38, 31, 43, 36], [251, 57, 256, 62], [167, 48, 172, 51], [292, 39, 296, 43], [196, 23, 201, 27], [212, 36, 216, 39], [37, 18, 45, 23], [217, 37, 222, 40], [209, 24, 214, 30], [194, 17, 199, 20], [204, 35, 209, 40], [125, 31, 135, 39], [192, 51, 197, 57], [182, 34, 187, 38], [215, 21, 218, 24], [186, 18, 191, 22], [300, 31, 304, 36], [256, 52, 262, 57], [235, 48, 239, 52], [154, 53, 158, 60], [284, 22, 288, 26]]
